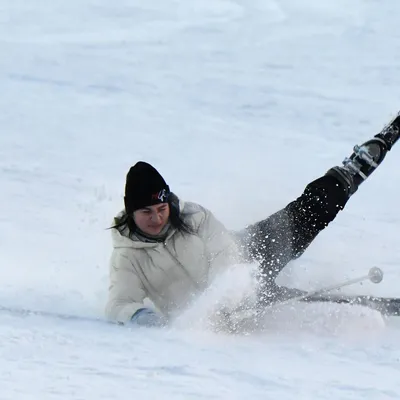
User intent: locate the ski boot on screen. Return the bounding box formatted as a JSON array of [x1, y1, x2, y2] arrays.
[[326, 113, 400, 196]]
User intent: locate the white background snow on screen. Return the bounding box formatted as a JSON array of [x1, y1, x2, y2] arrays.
[[1, 0, 400, 399]]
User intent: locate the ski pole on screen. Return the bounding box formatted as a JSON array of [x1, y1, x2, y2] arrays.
[[269, 267, 384, 309], [0, 304, 110, 324]]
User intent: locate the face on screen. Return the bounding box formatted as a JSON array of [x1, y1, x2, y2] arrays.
[[133, 203, 170, 236]]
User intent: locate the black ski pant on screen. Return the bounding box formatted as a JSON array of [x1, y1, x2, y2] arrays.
[[234, 174, 350, 303]]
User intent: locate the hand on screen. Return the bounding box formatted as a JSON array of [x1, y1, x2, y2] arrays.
[[131, 308, 167, 327]]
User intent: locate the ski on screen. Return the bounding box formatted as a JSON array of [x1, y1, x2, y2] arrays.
[[301, 294, 400, 317], [271, 268, 400, 317], [245, 268, 400, 318], [0, 304, 115, 325]]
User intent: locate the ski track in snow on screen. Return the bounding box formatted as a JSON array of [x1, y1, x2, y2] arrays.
[[1, 0, 400, 399]]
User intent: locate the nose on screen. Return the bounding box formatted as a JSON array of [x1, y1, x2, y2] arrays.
[[151, 212, 162, 224]]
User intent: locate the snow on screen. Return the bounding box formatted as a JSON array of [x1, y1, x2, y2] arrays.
[[1, 0, 400, 398]]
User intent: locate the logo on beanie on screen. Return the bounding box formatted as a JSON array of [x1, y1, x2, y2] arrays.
[[152, 188, 168, 202]]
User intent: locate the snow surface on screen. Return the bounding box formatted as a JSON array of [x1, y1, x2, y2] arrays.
[[1, 0, 400, 399]]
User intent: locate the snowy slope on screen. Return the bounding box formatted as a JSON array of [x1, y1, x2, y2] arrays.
[[1, 0, 400, 399]]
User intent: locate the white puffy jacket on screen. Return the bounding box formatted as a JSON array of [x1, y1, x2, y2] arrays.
[[105, 201, 239, 323]]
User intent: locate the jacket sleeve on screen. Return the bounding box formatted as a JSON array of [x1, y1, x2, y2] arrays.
[[105, 251, 147, 323], [196, 207, 240, 280], [238, 174, 350, 282]]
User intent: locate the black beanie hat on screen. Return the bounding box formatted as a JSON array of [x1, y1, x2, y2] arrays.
[[124, 161, 170, 214]]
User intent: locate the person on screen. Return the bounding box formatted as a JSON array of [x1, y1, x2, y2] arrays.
[[104, 155, 364, 327]]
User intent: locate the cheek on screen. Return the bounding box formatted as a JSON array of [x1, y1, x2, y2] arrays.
[[134, 214, 148, 227]]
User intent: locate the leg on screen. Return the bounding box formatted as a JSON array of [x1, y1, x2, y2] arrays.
[[235, 174, 350, 304]]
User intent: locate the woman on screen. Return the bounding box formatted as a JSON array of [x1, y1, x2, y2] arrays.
[[105, 158, 359, 327]]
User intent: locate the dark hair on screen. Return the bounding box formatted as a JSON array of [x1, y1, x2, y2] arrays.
[[110, 193, 194, 237]]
